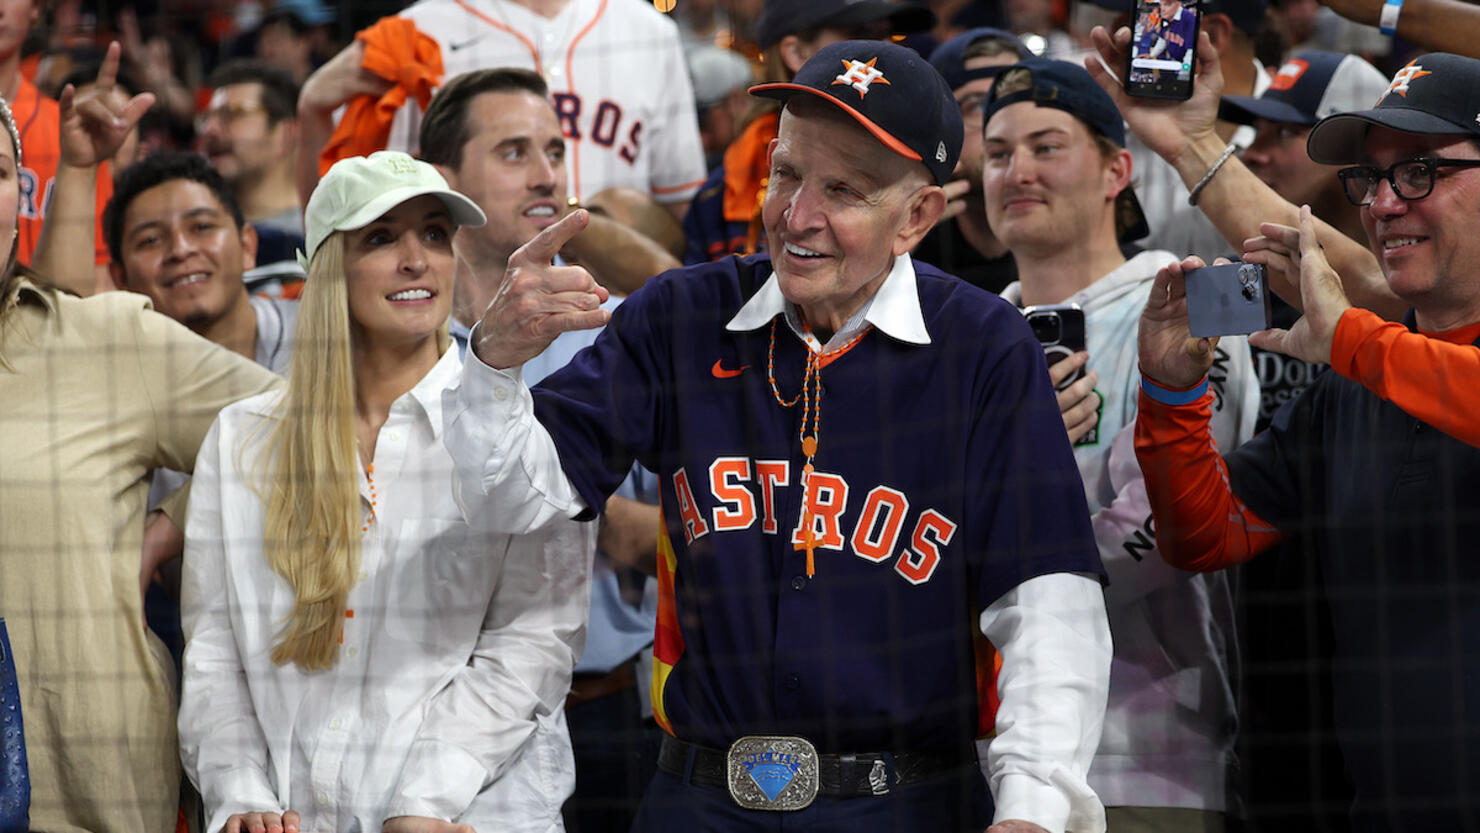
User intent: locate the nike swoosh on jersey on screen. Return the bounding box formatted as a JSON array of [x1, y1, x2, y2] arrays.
[[711, 359, 749, 378], [448, 35, 487, 51]]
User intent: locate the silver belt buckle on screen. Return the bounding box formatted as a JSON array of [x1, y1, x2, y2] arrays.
[[726, 735, 820, 811]]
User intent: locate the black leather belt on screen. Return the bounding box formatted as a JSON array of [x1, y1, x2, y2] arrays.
[[657, 734, 972, 799]]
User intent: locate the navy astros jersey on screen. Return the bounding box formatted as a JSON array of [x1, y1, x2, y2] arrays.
[[531, 254, 1104, 754]]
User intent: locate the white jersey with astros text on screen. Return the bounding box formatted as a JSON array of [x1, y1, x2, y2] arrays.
[[392, 0, 708, 205]]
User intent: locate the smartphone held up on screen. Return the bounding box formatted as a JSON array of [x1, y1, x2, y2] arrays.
[[1184, 262, 1273, 338], [1024, 304, 1087, 391], [1125, 0, 1200, 100]]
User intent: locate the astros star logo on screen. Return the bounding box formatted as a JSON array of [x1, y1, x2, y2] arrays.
[[832, 58, 891, 97], [1381, 60, 1432, 101]]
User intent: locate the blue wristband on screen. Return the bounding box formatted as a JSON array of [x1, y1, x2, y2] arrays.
[[1380, 0, 1404, 36], [1141, 374, 1209, 406]]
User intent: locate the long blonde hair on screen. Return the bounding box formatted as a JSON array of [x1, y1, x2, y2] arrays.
[[259, 233, 361, 671]]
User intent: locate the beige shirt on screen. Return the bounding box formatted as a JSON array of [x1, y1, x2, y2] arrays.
[[0, 279, 279, 833]]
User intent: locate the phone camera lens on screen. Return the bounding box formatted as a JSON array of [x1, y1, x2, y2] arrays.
[[1029, 315, 1061, 343]]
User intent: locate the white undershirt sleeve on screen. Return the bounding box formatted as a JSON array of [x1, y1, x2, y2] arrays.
[[443, 325, 588, 533], [979, 572, 1112, 833]]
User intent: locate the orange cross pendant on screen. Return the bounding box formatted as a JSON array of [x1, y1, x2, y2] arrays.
[[795, 511, 819, 577]]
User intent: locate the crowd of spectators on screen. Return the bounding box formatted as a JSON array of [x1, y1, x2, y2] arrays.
[[1, 0, 1478, 831]]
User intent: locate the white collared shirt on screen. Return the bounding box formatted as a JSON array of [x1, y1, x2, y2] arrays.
[[180, 346, 593, 833], [725, 253, 932, 350]]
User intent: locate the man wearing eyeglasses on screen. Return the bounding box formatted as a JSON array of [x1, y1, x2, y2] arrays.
[[1132, 52, 1480, 830], [198, 60, 307, 281]]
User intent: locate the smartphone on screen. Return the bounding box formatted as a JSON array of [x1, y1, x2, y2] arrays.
[[1024, 304, 1087, 391], [1125, 0, 1200, 100], [1184, 262, 1273, 338]]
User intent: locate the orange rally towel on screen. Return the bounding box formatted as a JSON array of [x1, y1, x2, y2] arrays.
[[319, 17, 443, 176]]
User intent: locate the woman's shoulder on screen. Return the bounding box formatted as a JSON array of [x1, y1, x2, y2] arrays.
[[214, 389, 287, 441]]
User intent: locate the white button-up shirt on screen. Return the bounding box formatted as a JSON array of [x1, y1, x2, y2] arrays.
[[180, 347, 593, 833]]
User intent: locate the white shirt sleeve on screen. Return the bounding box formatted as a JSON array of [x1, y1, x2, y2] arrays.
[[442, 328, 588, 533], [179, 417, 285, 830], [387, 521, 594, 819], [980, 572, 1112, 833]]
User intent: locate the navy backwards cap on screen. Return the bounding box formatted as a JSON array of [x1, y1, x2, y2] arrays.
[[983, 58, 1127, 147], [750, 39, 963, 185], [982, 58, 1149, 241], [756, 0, 934, 50], [1306, 53, 1480, 164], [1220, 51, 1390, 127], [929, 27, 1034, 91]]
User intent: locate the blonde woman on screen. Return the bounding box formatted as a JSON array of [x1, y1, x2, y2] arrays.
[[179, 152, 593, 833]]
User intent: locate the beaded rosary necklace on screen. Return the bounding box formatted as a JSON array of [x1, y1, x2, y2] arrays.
[[766, 317, 871, 578]]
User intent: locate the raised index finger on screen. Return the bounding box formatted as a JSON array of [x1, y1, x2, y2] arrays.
[[515, 208, 590, 266], [1297, 204, 1326, 265], [94, 41, 122, 89]]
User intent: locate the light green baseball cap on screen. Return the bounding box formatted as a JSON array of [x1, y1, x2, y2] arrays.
[[299, 150, 486, 269]]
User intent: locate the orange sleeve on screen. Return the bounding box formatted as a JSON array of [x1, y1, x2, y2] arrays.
[[318, 17, 444, 175], [1133, 379, 1284, 572], [93, 160, 113, 265], [1329, 306, 1480, 448]]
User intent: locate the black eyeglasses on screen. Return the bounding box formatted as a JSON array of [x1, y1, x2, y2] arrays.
[[956, 91, 991, 121], [1337, 157, 1480, 206]]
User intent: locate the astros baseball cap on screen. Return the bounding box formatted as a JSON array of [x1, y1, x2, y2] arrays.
[[750, 40, 963, 185], [755, 0, 934, 50], [982, 58, 1150, 241], [1306, 53, 1480, 165], [928, 27, 1033, 92], [300, 151, 485, 268], [1221, 51, 1389, 127]]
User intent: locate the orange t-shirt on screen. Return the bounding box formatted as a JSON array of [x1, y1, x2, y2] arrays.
[[12, 76, 113, 266]]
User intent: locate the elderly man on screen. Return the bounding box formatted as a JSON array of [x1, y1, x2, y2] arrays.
[[446, 40, 1112, 833], [1133, 53, 1480, 830]]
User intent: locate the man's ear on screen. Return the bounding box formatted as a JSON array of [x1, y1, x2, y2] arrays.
[[107, 260, 128, 291], [779, 35, 809, 75], [1105, 147, 1133, 202], [893, 184, 947, 256], [272, 118, 301, 154], [1203, 13, 1235, 51], [433, 163, 458, 190], [240, 222, 260, 270]]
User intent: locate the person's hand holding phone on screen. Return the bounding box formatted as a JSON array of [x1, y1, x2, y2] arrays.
[[1050, 351, 1102, 445], [1246, 205, 1352, 364], [1083, 26, 1223, 168], [1139, 255, 1224, 388]]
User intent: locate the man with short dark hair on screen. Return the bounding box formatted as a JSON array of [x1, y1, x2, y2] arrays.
[[419, 67, 680, 832], [446, 41, 1112, 832], [105, 152, 295, 372], [1135, 53, 1480, 829], [200, 60, 304, 243]]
